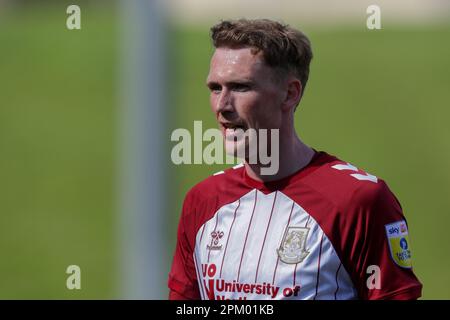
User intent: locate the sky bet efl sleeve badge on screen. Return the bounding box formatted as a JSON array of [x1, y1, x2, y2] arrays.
[[385, 220, 413, 268]]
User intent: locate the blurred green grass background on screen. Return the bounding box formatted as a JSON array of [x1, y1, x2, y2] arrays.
[[1, 3, 450, 299]]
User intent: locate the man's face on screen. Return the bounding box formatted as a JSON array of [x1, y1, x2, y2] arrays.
[[206, 47, 285, 157]]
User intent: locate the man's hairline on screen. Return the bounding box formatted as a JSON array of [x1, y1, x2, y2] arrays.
[[211, 44, 299, 86]]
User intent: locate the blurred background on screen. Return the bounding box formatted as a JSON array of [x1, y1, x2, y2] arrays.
[[0, 0, 449, 299]]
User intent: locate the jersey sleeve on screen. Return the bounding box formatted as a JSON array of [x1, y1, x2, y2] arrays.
[[168, 191, 201, 300], [348, 180, 422, 300]]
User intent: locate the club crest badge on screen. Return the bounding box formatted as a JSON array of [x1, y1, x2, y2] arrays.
[[277, 227, 310, 264]]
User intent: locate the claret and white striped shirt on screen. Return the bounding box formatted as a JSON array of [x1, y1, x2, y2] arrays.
[[168, 151, 422, 300]]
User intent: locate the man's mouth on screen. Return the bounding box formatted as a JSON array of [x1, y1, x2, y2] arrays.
[[221, 122, 247, 131], [220, 122, 248, 141]]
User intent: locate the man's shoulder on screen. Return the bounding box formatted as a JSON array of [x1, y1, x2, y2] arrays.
[[184, 163, 247, 205], [302, 151, 395, 211]]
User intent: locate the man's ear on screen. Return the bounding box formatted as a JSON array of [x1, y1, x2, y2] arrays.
[[281, 78, 302, 112]]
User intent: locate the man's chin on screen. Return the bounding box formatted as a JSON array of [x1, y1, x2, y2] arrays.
[[224, 141, 247, 159], [223, 128, 248, 141], [225, 142, 260, 161]]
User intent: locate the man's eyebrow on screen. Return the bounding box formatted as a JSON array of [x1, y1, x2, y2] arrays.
[[206, 81, 220, 90], [206, 79, 254, 87], [228, 79, 253, 85]]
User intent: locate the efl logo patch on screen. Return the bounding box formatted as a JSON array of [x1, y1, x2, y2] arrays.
[[385, 220, 412, 268]]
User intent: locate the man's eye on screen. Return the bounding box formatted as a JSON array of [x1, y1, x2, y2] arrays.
[[233, 84, 251, 92]]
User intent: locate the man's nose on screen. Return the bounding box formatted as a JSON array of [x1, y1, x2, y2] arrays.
[[216, 89, 234, 114]]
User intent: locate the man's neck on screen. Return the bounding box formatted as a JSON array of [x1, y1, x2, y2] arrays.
[[244, 135, 315, 183]]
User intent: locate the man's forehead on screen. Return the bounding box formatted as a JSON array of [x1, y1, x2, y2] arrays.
[[212, 47, 262, 63], [208, 47, 266, 79]]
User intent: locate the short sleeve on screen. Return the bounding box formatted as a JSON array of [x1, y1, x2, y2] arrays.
[[168, 192, 201, 299], [349, 181, 422, 300]]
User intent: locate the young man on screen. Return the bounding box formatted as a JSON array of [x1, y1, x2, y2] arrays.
[[168, 19, 422, 300]]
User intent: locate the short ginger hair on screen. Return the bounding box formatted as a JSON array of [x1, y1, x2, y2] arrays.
[[211, 19, 313, 95]]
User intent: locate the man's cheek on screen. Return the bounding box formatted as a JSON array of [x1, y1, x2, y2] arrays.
[[210, 98, 219, 113]]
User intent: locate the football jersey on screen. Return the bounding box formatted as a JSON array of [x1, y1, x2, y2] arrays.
[[168, 151, 422, 300]]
